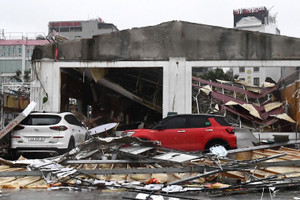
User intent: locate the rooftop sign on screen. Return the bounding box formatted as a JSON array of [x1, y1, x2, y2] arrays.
[[49, 21, 82, 27], [233, 7, 266, 15]]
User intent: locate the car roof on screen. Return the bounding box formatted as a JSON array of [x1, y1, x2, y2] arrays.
[[167, 114, 224, 118], [29, 111, 74, 116]]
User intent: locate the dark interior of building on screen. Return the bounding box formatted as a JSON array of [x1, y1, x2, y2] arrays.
[[60, 67, 163, 131]]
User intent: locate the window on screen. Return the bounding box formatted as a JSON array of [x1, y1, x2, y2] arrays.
[[59, 27, 70, 32], [214, 117, 231, 126], [239, 67, 245, 73], [50, 28, 59, 32], [239, 78, 245, 81], [253, 77, 260, 86], [70, 27, 82, 32], [65, 115, 83, 126], [21, 115, 61, 125], [253, 67, 259, 72], [159, 116, 186, 129], [187, 116, 211, 128]]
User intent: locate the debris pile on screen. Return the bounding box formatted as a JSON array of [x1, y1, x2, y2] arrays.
[[0, 136, 300, 198], [192, 77, 296, 131]]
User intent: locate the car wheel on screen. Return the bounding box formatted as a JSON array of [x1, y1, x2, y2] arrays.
[[205, 140, 229, 151]]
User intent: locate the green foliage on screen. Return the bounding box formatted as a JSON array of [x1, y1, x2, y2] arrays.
[[198, 68, 238, 81]]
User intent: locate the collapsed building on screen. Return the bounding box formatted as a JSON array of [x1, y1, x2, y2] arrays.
[[29, 20, 300, 131], [192, 76, 296, 131]]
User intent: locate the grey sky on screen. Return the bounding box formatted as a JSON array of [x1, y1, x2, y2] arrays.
[[2, 0, 300, 38]]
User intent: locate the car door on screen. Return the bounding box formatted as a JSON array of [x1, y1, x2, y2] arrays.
[[64, 114, 87, 145], [185, 115, 214, 151], [153, 115, 187, 150]]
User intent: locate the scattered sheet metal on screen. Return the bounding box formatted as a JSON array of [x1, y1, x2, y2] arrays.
[[88, 122, 118, 136], [1, 136, 300, 198], [0, 101, 36, 140], [153, 152, 199, 163]]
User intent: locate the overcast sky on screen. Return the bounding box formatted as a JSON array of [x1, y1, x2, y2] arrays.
[[2, 0, 300, 38]]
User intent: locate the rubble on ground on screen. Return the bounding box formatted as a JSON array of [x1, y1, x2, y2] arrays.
[[0, 136, 300, 199]]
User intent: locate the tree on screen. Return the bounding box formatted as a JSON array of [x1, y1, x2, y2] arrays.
[[197, 68, 238, 81]]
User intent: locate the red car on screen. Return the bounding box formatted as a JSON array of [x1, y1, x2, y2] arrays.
[[122, 114, 237, 151]]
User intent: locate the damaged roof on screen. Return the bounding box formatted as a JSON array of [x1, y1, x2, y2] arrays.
[[32, 21, 300, 62], [192, 76, 295, 128]]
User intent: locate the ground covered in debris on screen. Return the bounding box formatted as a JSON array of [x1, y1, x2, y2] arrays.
[[1, 136, 300, 199]]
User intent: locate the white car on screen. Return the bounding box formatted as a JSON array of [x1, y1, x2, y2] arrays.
[[11, 112, 88, 156]]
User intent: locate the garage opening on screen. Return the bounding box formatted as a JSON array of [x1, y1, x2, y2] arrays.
[[60, 67, 163, 132]]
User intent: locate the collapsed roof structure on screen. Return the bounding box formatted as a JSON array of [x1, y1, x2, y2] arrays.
[[29, 20, 300, 128], [192, 76, 296, 131]]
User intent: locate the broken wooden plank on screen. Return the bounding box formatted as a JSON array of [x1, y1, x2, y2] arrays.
[[227, 140, 300, 154]]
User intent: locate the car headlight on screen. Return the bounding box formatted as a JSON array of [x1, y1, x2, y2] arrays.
[[121, 131, 135, 137]]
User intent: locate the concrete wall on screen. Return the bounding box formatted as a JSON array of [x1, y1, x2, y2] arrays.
[[33, 21, 300, 62]]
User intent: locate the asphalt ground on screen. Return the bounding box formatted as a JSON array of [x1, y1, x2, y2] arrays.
[[1, 188, 300, 200]]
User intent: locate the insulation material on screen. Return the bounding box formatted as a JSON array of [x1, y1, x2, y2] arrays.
[[216, 79, 232, 84], [234, 79, 253, 87], [245, 86, 261, 94], [200, 85, 212, 95], [264, 102, 282, 112], [241, 104, 262, 119], [225, 101, 262, 119], [273, 113, 296, 123], [262, 81, 276, 88], [225, 101, 239, 106]]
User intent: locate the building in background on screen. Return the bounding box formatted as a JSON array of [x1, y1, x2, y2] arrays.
[[232, 7, 281, 86], [0, 30, 48, 127], [48, 18, 118, 40]]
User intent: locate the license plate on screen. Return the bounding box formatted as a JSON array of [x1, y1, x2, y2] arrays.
[[28, 137, 45, 141]]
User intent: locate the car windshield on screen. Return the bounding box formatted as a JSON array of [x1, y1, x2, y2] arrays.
[[21, 115, 61, 125]]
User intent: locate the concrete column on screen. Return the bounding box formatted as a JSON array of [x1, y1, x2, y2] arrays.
[[31, 62, 61, 112], [162, 57, 192, 117], [21, 44, 26, 82]]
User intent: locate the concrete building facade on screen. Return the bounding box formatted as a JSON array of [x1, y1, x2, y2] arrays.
[[48, 18, 118, 40], [233, 7, 282, 85], [31, 21, 300, 123]]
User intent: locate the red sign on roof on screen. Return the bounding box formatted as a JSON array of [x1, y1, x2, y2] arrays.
[[49, 21, 82, 27]]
